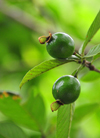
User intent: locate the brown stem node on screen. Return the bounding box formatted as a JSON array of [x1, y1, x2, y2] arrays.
[[84, 60, 100, 73]]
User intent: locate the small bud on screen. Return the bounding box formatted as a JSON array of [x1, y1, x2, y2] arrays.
[[38, 36, 47, 44], [50, 100, 64, 112], [38, 32, 52, 44]]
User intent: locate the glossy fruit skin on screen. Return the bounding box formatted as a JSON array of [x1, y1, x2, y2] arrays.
[[52, 75, 80, 104], [46, 32, 75, 59]]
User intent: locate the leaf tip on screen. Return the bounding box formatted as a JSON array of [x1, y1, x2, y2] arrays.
[[19, 83, 23, 90]]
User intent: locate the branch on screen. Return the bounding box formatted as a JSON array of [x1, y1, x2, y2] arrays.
[[84, 60, 100, 73], [73, 52, 100, 73], [0, 0, 43, 33]]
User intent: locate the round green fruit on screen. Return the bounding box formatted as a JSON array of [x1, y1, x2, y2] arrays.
[[52, 75, 80, 104], [46, 32, 75, 59]]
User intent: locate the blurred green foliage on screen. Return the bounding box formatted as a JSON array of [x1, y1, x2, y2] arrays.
[[0, 0, 100, 138]]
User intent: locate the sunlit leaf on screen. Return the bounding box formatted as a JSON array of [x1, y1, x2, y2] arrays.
[[20, 57, 78, 89], [85, 44, 100, 58], [0, 121, 28, 138], [0, 96, 39, 131], [79, 10, 100, 55], [56, 103, 75, 138]]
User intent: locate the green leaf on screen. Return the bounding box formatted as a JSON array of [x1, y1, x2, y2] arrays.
[[56, 103, 75, 138], [0, 121, 28, 138], [73, 103, 99, 123], [85, 44, 100, 58], [92, 53, 100, 62], [79, 10, 100, 55], [0, 96, 39, 131], [20, 57, 78, 89], [23, 90, 46, 131]]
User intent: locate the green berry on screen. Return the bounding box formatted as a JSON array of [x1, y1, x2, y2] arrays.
[[52, 75, 80, 104], [46, 32, 75, 59]]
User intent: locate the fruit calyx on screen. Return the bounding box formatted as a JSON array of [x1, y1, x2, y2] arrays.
[[38, 32, 52, 44], [50, 99, 64, 112]]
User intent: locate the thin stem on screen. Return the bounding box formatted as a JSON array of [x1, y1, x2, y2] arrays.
[[93, 68, 100, 73], [84, 60, 100, 73], [72, 64, 85, 78], [73, 52, 82, 59]]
